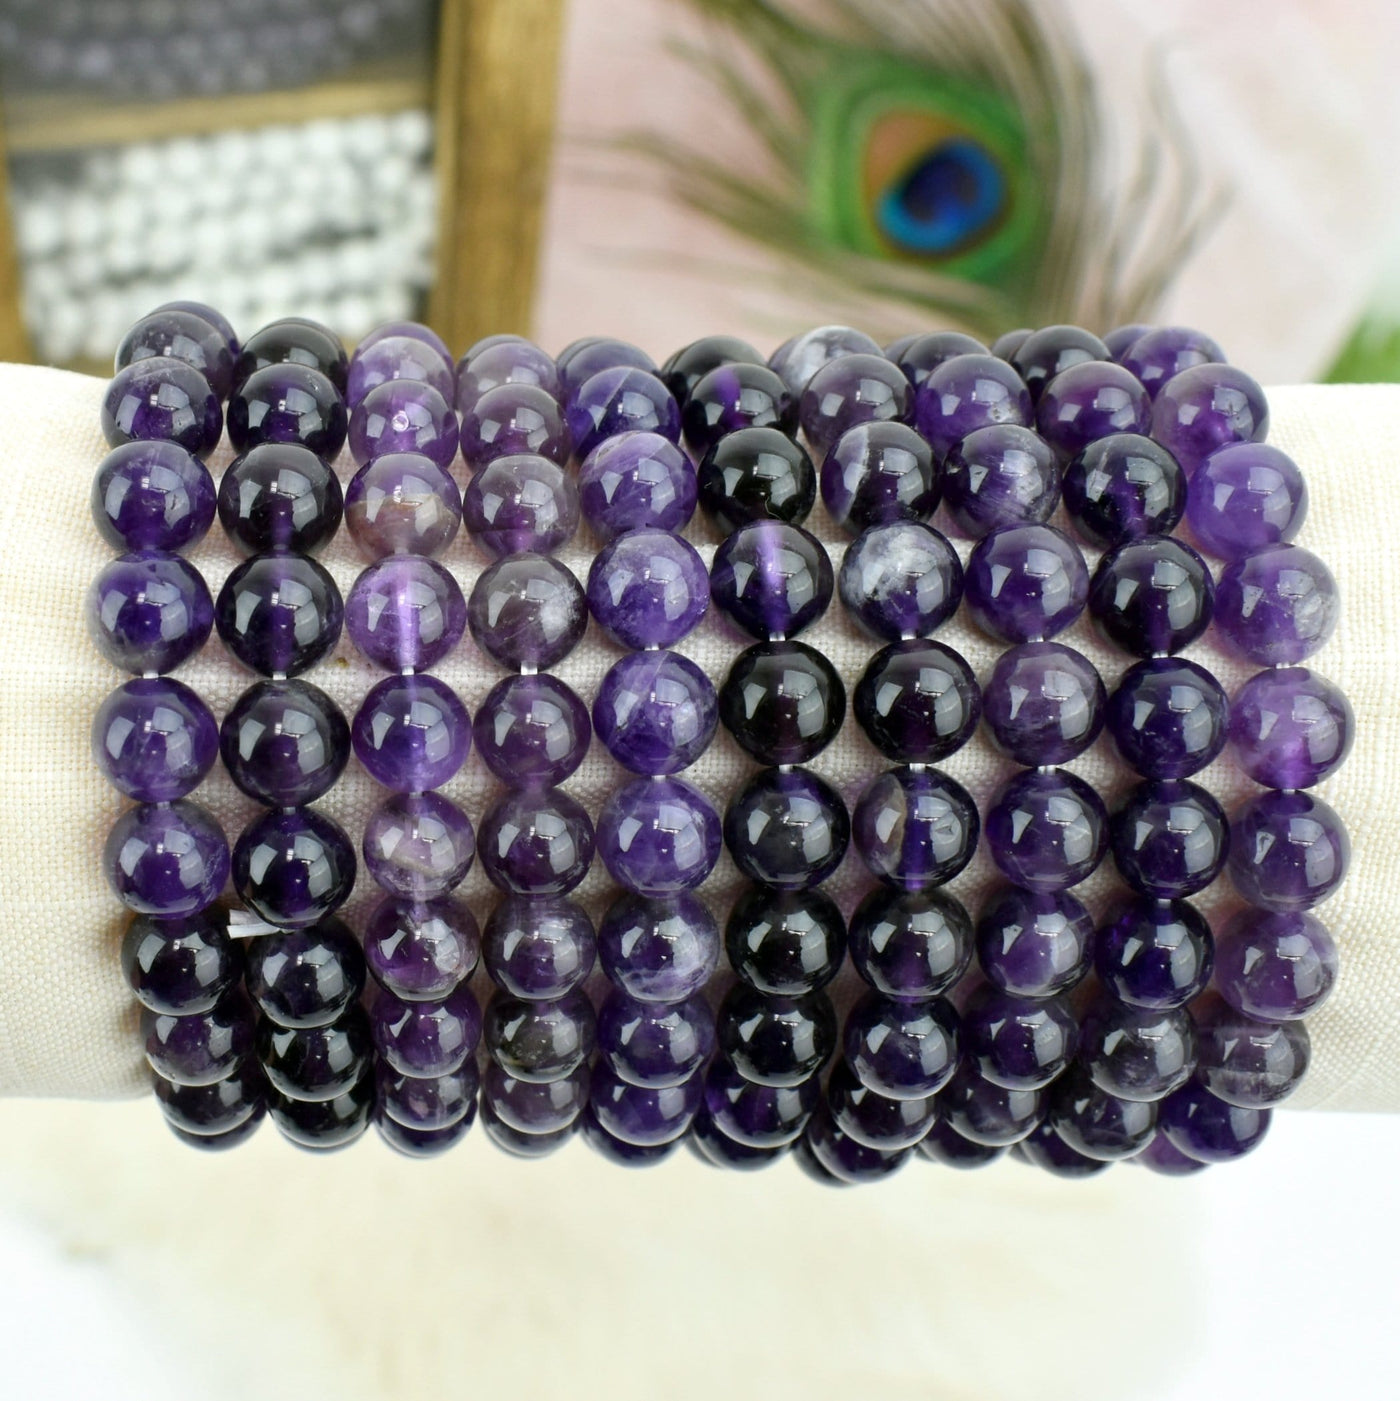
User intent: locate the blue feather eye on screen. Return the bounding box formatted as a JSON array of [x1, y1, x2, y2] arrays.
[[876, 138, 1006, 256]]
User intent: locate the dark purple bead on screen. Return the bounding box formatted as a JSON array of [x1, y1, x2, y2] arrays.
[[1214, 908, 1337, 1021], [1110, 779, 1228, 899], [710, 520, 833, 640], [101, 357, 222, 456], [848, 886, 972, 999], [596, 775, 722, 895], [961, 986, 1076, 1090], [724, 884, 846, 996], [483, 895, 596, 1000], [220, 678, 348, 806], [913, 353, 1032, 459], [155, 1062, 264, 1137], [769, 324, 883, 396], [821, 420, 940, 534], [214, 552, 343, 677], [234, 317, 347, 393], [153, 300, 239, 361], [593, 650, 717, 775], [558, 338, 657, 398], [477, 786, 594, 895], [351, 673, 470, 792], [364, 895, 479, 1000], [1228, 789, 1349, 911], [1122, 325, 1226, 398], [268, 1079, 373, 1151], [455, 340, 560, 417], [1014, 1120, 1110, 1178], [990, 329, 1032, 361], [144, 991, 254, 1086], [1035, 360, 1150, 459], [93, 440, 216, 553], [805, 1112, 911, 1185], [698, 427, 817, 534], [1079, 998, 1197, 1102], [975, 886, 1094, 998], [941, 423, 1059, 538], [566, 367, 680, 459], [168, 1098, 263, 1150], [257, 1006, 372, 1102], [917, 1119, 1006, 1167], [361, 321, 452, 370], [361, 791, 475, 899], [719, 640, 844, 766], [579, 1106, 671, 1165], [345, 555, 465, 672], [346, 334, 455, 409], [893, 331, 987, 390], [93, 677, 218, 801], [1104, 324, 1153, 361], [88, 551, 213, 675], [227, 364, 347, 460], [852, 765, 979, 891], [232, 806, 355, 929], [474, 672, 590, 788], [963, 524, 1088, 643], [378, 1060, 479, 1130], [798, 352, 910, 459], [981, 641, 1105, 766], [1088, 536, 1214, 658], [1010, 325, 1110, 400], [348, 379, 458, 469], [827, 1058, 937, 1151], [586, 529, 709, 649], [723, 766, 850, 890], [854, 639, 980, 763], [838, 521, 962, 641], [1095, 896, 1214, 1009], [459, 383, 571, 470], [1158, 1081, 1270, 1162], [484, 1062, 587, 1134], [718, 983, 837, 1087], [378, 1108, 475, 1158], [597, 891, 718, 1001], [462, 454, 578, 557], [1047, 1066, 1156, 1161], [1192, 991, 1310, 1107], [1106, 657, 1229, 779], [590, 1062, 701, 1146], [344, 453, 461, 560], [467, 554, 587, 671], [1214, 544, 1339, 666], [121, 911, 237, 1015], [1149, 363, 1268, 476], [940, 1060, 1042, 1146], [683, 361, 795, 453], [104, 800, 228, 917], [984, 768, 1107, 892], [1062, 433, 1185, 547], [578, 431, 696, 540], [370, 981, 481, 1076], [661, 334, 764, 403], [688, 1108, 787, 1170], [244, 919, 365, 1028], [1185, 442, 1307, 560], [703, 1057, 817, 1148], [217, 442, 342, 557], [597, 990, 714, 1088], [844, 992, 958, 1099], [1136, 1132, 1208, 1176]]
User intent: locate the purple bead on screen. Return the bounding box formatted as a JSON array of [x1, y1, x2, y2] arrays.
[[1213, 544, 1339, 666], [661, 334, 765, 402], [597, 990, 715, 1088], [1192, 992, 1310, 1107], [852, 766, 979, 891], [913, 353, 1033, 460], [703, 1058, 817, 1147], [1149, 363, 1268, 475], [351, 673, 471, 792], [104, 800, 228, 917], [93, 677, 217, 801], [975, 886, 1094, 998], [473, 672, 591, 787], [235, 318, 348, 393], [257, 1007, 373, 1102], [1110, 779, 1228, 898], [964, 524, 1088, 644], [984, 768, 1107, 891], [594, 649, 717, 775], [1229, 666, 1351, 789], [344, 453, 461, 560], [940, 1059, 1042, 1146], [244, 919, 365, 1029], [962, 986, 1077, 1090], [1078, 998, 1196, 1101], [370, 982, 481, 1077], [1010, 325, 1110, 400], [1094, 896, 1213, 1009], [598, 890, 719, 1001], [459, 383, 571, 470], [682, 362, 795, 453], [362, 791, 475, 899], [1215, 907, 1337, 1021], [579, 1106, 670, 1165], [1185, 442, 1307, 560], [144, 992, 254, 1086], [153, 300, 239, 361], [357, 320, 452, 370], [797, 352, 911, 459], [578, 431, 696, 540], [917, 1119, 1006, 1167], [217, 443, 342, 557], [1136, 1132, 1208, 1176], [1035, 361, 1150, 459], [88, 551, 213, 675], [566, 367, 681, 459], [1228, 789, 1349, 911], [1047, 1066, 1156, 1161], [1122, 325, 1226, 398], [92, 440, 216, 553], [981, 641, 1105, 766], [1105, 657, 1229, 779], [483, 1062, 587, 1136], [232, 806, 355, 929], [1104, 324, 1154, 361], [101, 357, 222, 456], [364, 895, 479, 1001], [711, 520, 833, 640], [1062, 433, 1186, 547], [1088, 536, 1214, 658], [219, 678, 348, 806], [462, 453, 578, 557], [487, 994, 593, 1086], [1015, 1119, 1110, 1178], [805, 1112, 911, 1184], [941, 423, 1059, 539], [718, 984, 836, 1086], [697, 426, 817, 532], [348, 380, 458, 469], [166, 1102, 265, 1152], [827, 1059, 938, 1151], [483, 895, 596, 999], [477, 786, 595, 895], [843, 991, 959, 1099], [345, 334, 455, 408], [689, 1109, 787, 1170], [724, 885, 846, 996], [559, 338, 657, 397], [820, 421, 940, 534], [227, 363, 346, 460], [214, 553, 342, 678], [1158, 1081, 1270, 1162], [853, 639, 980, 763], [990, 329, 1033, 362], [587, 529, 710, 649], [590, 1062, 701, 1146], [723, 766, 850, 890], [379, 1061, 479, 1131], [345, 555, 465, 671], [597, 776, 722, 894], [268, 1080, 373, 1150], [156, 1062, 264, 1137], [848, 887, 972, 999], [893, 331, 988, 390], [838, 520, 962, 641], [455, 340, 561, 417], [768, 324, 884, 396], [121, 911, 237, 1015], [467, 553, 587, 670]]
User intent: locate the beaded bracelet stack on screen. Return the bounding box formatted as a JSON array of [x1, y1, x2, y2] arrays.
[[90, 307, 1349, 1182]]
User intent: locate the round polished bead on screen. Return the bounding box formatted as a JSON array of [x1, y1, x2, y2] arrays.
[[478, 786, 594, 896], [593, 649, 716, 775], [94, 677, 218, 801], [227, 364, 346, 460], [848, 886, 972, 999], [1122, 325, 1226, 398], [93, 440, 216, 553], [143, 992, 254, 1086], [596, 776, 722, 895], [267, 1078, 373, 1149], [1062, 433, 1185, 547], [724, 766, 850, 890], [725, 884, 845, 996], [344, 453, 461, 560], [1214, 908, 1337, 1021], [827, 1058, 937, 1151], [981, 641, 1104, 766], [232, 806, 355, 929], [597, 990, 714, 1089], [689, 1108, 787, 1170], [990, 329, 1033, 361], [1014, 1120, 1110, 1178], [348, 379, 458, 469], [361, 321, 452, 370], [893, 331, 988, 390], [361, 791, 475, 899], [345, 555, 464, 672], [1095, 896, 1213, 1009], [165, 1104, 264, 1152], [917, 1119, 1007, 1167], [913, 353, 1032, 459], [1228, 789, 1349, 910], [1229, 667, 1351, 791], [597, 891, 719, 1002], [104, 800, 228, 917], [964, 524, 1087, 643], [798, 352, 910, 460], [1111, 779, 1228, 898], [1136, 1132, 1208, 1176], [844, 992, 958, 1099], [377, 1105, 473, 1158], [467, 554, 587, 671], [118, 307, 235, 397], [939, 1060, 1041, 1145], [1149, 363, 1268, 475], [1088, 536, 1214, 657], [697, 426, 817, 532], [371, 982, 481, 1078], [578, 431, 696, 540], [346, 334, 455, 409], [351, 673, 470, 792], [1010, 325, 1110, 400], [459, 383, 571, 470], [258, 1007, 372, 1103], [1158, 1081, 1270, 1162], [1192, 992, 1310, 1107], [1035, 360, 1151, 460], [720, 640, 845, 766], [1048, 1066, 1156, 1161], [579, 1106, 670, 1165], [483, 1063, 585, 1136], [942, 423, 1059, 538], [1078, 998, 1197, 1101], [155, 301, 239, 360], [805, 1112, 911, 1185], [821, 420, 940, 534], [718, 983, 836, 1087], [961, 987, 1076, 1090], [566, 367, 680, 459], [703, 1058, 816, 1148], [661, 334, 765, 402], [101, 357, 222, 456], [455, 340, 558, 417], [214, 552, 342, 677], [1106, 657, 1229, 779], [234, 317, 347, 393], [838, 521, 962, 641], [216, 443, 342, 557], [244, 920, 365, 1029], [589, 1062, 700, 1146], [121, 911, 237, 1015], [364, 895, 479, 1001], [854, 639, 980, 763], [586, 529, 709, 649], [88, 551, 213, 675], [1185, 442, 1307, 560], [483, 895, 596, 999], [852, 766, 979, 891], [462, 453, 578, 557], [683, 361, 795, 453], [710, 519, 832, 639], [378, 1061, 479, 1131], [1214, 545, 1339, 666], [985, 768, 1106, 891], [559, 338, 657, 398], [769, 324, 883, 396], [1104, 324, 1154, 361], [975, 886, 1093, 997], [220, 678, 348, 806], [156, 1062, 264, 1137], [474, 672, 590, 788]]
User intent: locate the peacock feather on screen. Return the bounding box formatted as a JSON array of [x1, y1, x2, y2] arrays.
[[629, 0, 1222, 341]]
